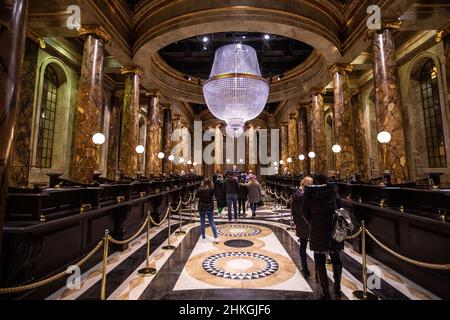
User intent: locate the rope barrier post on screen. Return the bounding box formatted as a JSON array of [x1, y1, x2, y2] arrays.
[[278, 193, 283, 222], [189, 193, 193, 224], [100, 229, 110, 301], [138, 214, 157, 276], [175, 196, 186, 235], [353, 221, 378, 300], [286, 198, 295, 231], [163, 204, 176, 250]]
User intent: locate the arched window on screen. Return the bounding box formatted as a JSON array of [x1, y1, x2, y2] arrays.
[[420, 60, 447, 168], [36, 65, 59, 168]]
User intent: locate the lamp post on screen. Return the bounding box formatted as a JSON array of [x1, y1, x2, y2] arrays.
[[168, 155, 175, 175], [158, 152, 165, 176], [298, 154, 305, 176], [308, 152, 316, 175], [377, 131, 392, 185], [136, 145, 145, 180], [92, 133, 106, 181], [287, 157, 292, 174], [332, 144, 342, 180]]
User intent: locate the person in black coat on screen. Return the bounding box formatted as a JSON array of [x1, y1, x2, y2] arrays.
[[292, 177, 313, 277], [197, 178, 218, 242], [303, 173, 343, 299], [214, 175, 226, 216], [238, 178, 248, 217]]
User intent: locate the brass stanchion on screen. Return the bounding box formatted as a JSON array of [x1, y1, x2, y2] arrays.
[[138, 214, 157, 276], [353, 221, 378, 300], [286, 198, 295, 230], [175, 196, 186, 235], [277, 193, 284, 222], [101, 229, 110, 301], [163, 204, 176, 250], [189, 195, 193, 224]]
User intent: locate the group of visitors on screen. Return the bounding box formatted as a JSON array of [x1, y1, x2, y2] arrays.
[[196, 170, 263, 243], [214, 171, 262, 222], [292, 173, 344, 300]]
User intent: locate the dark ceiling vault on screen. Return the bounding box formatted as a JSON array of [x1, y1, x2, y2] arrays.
[[159, 32, 314, 80]]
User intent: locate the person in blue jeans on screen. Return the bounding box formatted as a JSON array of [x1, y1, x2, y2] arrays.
[[224, 174, 239, 222], [197, 178, 218, 243]]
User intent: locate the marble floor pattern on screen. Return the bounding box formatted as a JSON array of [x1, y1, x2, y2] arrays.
[[46, 197, 442, 300]]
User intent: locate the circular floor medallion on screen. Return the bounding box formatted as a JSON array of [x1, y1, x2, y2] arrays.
[[216, 224, 262, 237], [224, 239, 254, 248], [202, 252, 279, 280]]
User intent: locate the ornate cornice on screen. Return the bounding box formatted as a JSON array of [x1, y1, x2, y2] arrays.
[[435, 22, 450, 42], [78, 25, 112, 42], [26, 29, 46, 49]]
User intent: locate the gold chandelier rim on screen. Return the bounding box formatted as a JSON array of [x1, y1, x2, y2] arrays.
[[203, 73, 270, 86]]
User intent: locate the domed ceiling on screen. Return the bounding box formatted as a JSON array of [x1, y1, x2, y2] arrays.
[[158, 32, 314, 80]]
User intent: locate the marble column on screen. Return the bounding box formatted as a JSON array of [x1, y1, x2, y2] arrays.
[[161, 104, 172, 174], [298, 106, 310, 174], [172, 113, 183, 173], [332, 64, 356, 178], [280, 122, 288, 166], [288, 112, 299, 174], [247, 124, 257, 174], [311, 90, 327, 174], [9, 39, 39, 187], [106, 90, 123, 180], [352, 88, 368, 179], [373, 24, 408, 182], [119, 67, 142, 178], [70, 26, 110, 183], [214, 124, 223, 173], [0, 0, 28, 251], [145, 91, 162, 177]]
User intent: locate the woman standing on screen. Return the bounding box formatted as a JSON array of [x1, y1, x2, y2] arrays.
[[197, 178, 219, 243], [214, 175, 226, 217], [247, 176, 262, 217], [292, 176, 314, 277], [303, 173, 343, 299]]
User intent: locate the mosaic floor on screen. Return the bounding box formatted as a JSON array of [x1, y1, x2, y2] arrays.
[[46, 195, 442, 301]]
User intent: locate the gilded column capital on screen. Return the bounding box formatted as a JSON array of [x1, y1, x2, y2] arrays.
[[160, 103, 171, 110], [330, 64, 353, 75], [78, 25, 112, 42], [121, 66, 143, 76], [289, 112, 298, 120], [311, 88, 327, 97], [146, 89, 161, 98], [381, 20, 402, 31]]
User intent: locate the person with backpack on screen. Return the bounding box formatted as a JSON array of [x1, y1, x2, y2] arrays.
[[303, 173, 343, 299]]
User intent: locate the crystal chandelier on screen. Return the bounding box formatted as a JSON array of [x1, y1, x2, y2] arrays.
[[203, 44, 269, 137]]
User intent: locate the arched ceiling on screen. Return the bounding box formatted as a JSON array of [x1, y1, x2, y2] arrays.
[[159, 32, 314, 80]]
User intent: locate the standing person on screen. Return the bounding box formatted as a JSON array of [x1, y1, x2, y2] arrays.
[[238, 178, 249, 218], [213, 170, 220, 186], [303, 173, 343, 299], [247, 176, 262, 217], [197, 178, 219, 243], [292, 177, 314, 277], [224, 173, 239, 222], [214, 174, 226, 217]]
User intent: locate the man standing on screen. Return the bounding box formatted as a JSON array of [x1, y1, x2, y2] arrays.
[[224, 173, 239, 222]]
